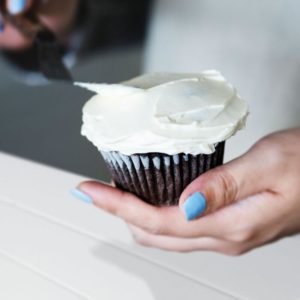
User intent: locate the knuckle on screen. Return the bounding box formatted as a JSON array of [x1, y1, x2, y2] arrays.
[[129, 227, 152, 247], [218, 170, 238, 205], [253, 136, 285, 167], [226, 230, 255, 243], [145, 221, 163, 235], [105, 204, 120, 216], [206, 168, 238, 210], [133, 234, 149, 246], [222, 246, 245, 256], [142, 211, 166, 235]]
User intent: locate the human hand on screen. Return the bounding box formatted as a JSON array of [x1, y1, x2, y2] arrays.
[[73, 128, 300, 255], [0, 0, 79, 50]]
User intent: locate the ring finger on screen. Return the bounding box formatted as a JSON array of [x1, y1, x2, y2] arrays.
[[128, 224, 234, 253]]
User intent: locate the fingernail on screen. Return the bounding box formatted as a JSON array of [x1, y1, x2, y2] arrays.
[[183, 192, 207, 221], [8, 0, 26, 15], [70, 188, 93, 204]]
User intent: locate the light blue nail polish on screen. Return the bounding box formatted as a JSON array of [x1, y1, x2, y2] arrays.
[[8, 0, 26, 15], [183, 192, 207, 221], [70, 188, 93, 204]]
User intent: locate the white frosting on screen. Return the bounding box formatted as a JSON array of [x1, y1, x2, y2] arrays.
[[77, 70, 248, 155]]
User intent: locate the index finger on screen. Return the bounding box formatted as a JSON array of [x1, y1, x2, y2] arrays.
[[77, 180, 232, 239]]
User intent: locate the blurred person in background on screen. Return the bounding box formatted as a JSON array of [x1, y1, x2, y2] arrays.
[[1, 0, 300, 256], [0, 0, 152, 80]]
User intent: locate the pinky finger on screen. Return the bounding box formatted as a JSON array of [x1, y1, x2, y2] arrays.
[[128, 224, 234, 254]]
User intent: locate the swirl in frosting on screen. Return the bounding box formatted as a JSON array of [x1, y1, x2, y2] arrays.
[[77, 70, 249, 155]]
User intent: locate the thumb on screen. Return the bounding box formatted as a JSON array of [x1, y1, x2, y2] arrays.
[[179, 145, 274, 221]]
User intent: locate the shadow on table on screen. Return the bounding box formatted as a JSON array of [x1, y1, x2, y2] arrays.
[[92, 243, 200, 300]]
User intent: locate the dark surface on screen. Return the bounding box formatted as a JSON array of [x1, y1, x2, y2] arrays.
[[0, 47, 143, 181]]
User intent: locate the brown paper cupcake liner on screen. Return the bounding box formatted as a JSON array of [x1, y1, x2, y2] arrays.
[[100, 142, 225, 206]]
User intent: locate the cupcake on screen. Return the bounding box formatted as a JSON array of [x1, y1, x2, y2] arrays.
[[77, 71, 248, 206]]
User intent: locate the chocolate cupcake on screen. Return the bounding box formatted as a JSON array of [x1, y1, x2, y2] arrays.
[[77, 71, 248, 206]]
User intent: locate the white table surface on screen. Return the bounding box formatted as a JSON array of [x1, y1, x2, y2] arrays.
[[0, 152, 299, 300]]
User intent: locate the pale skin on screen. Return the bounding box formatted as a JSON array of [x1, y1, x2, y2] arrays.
[[78, 128, 300, 255], [2, 2, 300, 256], [0, 0, 79, 50]]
